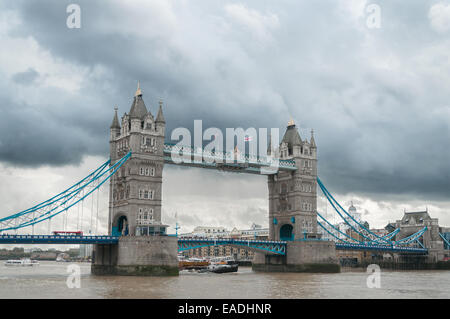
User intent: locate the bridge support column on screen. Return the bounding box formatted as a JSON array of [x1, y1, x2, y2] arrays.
[[252, 240, 340, 273], [91, 236, 179, 276]]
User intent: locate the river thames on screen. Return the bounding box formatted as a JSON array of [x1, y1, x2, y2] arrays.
[[0, 261, 449, 298]]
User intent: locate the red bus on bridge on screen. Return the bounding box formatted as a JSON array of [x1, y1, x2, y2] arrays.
[[52, 231, 83, 236]]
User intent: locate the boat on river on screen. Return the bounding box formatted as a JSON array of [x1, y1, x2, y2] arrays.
[[207, 257, 238, 273], [4, 258, 39, 267], [178, 256, 210, 270], [178, 255, 239, 273]]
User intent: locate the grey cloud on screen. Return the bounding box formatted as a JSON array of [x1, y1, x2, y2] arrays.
[[11, 68, 39, 85], [0, 0, 449, 202]]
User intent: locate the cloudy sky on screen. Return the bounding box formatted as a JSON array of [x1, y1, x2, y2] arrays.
[[0, 0, 449, 239]]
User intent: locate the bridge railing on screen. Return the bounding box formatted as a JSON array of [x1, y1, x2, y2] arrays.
[[0, 234, 119, 244], [177, 237, 287, 255], [163, 143, 297, 171]]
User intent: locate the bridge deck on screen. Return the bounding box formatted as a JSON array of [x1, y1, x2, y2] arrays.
[[178, 238, 287, 255], [335, 243, 428, 254], [0, 234, 119, 244], [0, 235, 428, 254], [163, 143, 297, 174]]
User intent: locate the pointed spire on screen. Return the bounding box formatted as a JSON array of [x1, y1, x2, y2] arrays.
[[156, 99, 165, 123], [310, 128, 316, 147], [282, 118, 302, 148], [110, 106, 120, 129], [135, 81, 142, 96], [287, 118, 295, 127], [129, 82, 148, 119]]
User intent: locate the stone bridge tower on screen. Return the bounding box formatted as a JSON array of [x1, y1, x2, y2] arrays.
[[254, 120, 339, 272], [108, 83, 167, 237], [395, 210, 448, 262], [268, 120, 318, 241], [92, 83, 178, 276]]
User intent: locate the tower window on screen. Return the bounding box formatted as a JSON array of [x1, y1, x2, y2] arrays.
[[139, 189, 154, 200], [139, 166, 155, 176], [137, 208, 154, 225]]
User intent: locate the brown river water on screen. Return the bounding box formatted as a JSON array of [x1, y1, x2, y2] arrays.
[[0, 261, 448, 298]]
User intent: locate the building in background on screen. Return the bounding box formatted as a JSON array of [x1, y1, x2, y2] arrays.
[[184, 226, 229, 238], [318, 202, 368, 242], [180, 223, 269, 261], [79, 244, 93, 259]]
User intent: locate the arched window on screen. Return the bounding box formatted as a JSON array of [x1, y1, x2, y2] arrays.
[[280, 224, 294, 241]]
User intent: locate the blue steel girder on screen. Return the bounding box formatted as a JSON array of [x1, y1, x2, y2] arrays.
[[0, 151, 131, 232], [163, 143, 297, 174], [335, 243, 428, 254], [0, 234, 119, 244], [178, 238, 286, 255]]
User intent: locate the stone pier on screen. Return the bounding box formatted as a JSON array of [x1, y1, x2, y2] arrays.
[[252, 241, 340, 273], [92, 236, 178, 276]]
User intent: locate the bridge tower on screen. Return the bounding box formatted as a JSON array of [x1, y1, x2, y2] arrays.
[[92, 84, 178, 276], [253, 120, 339, 273], [108, 83, 167, 237], [268, 120, 319, 241]]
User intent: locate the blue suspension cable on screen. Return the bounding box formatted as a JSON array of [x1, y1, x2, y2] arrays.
[[316, 220, 354, 244], [393, 227, 427, 244], [12, 152, 131, 231], [317, 180, 380, 243], [7, 157, 123, 230], [0, 152, 131, 232], [439, 233, 450, 249], [372, 228, 400, 243], [0, 160, 110, 222], [316, 212, 363, 243], [317, 178, 391, 244]]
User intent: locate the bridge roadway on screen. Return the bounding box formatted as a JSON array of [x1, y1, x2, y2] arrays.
[[163, 143, 298, 174], [0, 235, 428, 255]]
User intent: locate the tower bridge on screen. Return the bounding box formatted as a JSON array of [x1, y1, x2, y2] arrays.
[[0, 84, 448, 275]]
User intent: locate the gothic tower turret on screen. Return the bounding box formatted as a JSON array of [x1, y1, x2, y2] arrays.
[[268, 120, 318, 241], [108, 83, 167, 237]]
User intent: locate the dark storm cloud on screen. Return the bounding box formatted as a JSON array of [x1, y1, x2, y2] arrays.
[[0, 90, 107, 166], [0, 0, 449, 201], [11, 68, 39, 85]]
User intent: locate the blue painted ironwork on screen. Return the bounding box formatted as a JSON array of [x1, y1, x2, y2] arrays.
[[336, 243, 427, 254], [0, 160, 109, 223], [317, 220, 358, 244], [178, 238, 287, 255], [439, 233, 450, 250], [0, 152, 131, 232], [317, 178, 392, 244], [0, 233, 429, 255], [393, 227, 427, 244], [374, 228, 400, 242], [318, 212, 426, 251], [0, 234, 119, 244], [163, 143, 297, 174], [317, 212, 363, 243], [416, 239, 425, 249]]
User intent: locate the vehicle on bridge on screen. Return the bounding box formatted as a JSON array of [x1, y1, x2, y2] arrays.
[[52, 231, 83, 236]]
